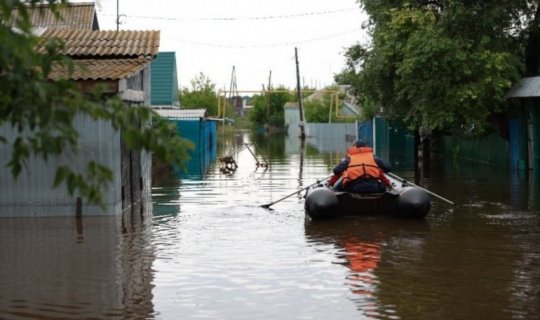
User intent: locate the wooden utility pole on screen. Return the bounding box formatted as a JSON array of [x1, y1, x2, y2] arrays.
[[295, 47, 306, 140], [116, 0, 120, 31], [266, 70, 272, 121]]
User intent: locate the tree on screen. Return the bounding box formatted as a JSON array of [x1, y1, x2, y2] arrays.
[[303, 86, 354, 123], [0, 0, 192, 204], [304, 99, 329, 123], [249, 86, 294, 128], [180, 72, 218, 116], [337, 0, 536, 137]]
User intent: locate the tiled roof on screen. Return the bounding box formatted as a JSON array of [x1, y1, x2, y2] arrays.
[[155, 109, 208, 120], [38, 29, 160, 58], [10, 2, 99, 30], [48, 58, 150, 81]]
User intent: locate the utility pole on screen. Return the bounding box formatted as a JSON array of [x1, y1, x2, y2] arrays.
[[116, 0, 119, 31], [266, 70, 272, 121], [228, 66, 238, 116], [295, 47, 306, 140]]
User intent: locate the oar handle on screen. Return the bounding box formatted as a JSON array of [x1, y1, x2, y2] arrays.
[[261, 174, 333, 208], [387, 172, 455, 205]]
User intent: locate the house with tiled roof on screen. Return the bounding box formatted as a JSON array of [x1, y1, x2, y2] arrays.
[[9, 1, 99, 30], [0, 7, 161, 216]]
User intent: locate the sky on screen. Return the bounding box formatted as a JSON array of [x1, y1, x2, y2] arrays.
[[82, 0, 369, 93]]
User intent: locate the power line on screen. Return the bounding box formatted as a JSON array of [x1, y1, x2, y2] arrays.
[[169, 27, 363, 48], [98, 7, 362, 22]]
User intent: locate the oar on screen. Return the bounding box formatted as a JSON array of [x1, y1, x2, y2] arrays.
[[260, 175, 333, 209], [387, 172, 454, 205]]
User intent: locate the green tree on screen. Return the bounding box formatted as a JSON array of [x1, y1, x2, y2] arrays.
[[0, 0, 192, 204], [180, 72, 218, 116], [304, 99, 329, 123], [337, 0, 536, 136], [249, 86, 293, 128]]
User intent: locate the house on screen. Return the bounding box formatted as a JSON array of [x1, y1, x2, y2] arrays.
[[9, 1, 99, 30], [0, 28, 160, 217], [151, 51, 180, 109], [304, 87, 360, 118], [506, 76, 540, 171]]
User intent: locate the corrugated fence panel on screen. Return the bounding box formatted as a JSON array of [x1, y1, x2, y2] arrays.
[[0, 115, 122, 217], [174, 119, 217, 178], [389, 122, 415, 169], [509, 118, 527, 170], [442, 134, 509, 167], [374, 116, 389, 160], [305, 123, 357, 153], [357, 120, 373, 146]]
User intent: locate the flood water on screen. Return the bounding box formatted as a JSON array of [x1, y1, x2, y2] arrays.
[[1, 131, 540, 319]]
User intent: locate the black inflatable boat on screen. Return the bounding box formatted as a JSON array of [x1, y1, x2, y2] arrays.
[[304, 174, 431, 220]]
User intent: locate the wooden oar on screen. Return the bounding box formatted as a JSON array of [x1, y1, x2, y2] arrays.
[[387, 172, 454, 205], [260, 175, 333, 209]]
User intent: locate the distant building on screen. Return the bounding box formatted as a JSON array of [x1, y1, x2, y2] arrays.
[[151, 52, 180, 109], [304, 87, 360, 118], [154, 109, 217, 179]]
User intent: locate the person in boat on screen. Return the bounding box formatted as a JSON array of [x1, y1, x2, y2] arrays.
[[329, 139, 392, 194]]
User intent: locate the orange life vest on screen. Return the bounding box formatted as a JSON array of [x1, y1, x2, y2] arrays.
[[342, 147, 389, 187]]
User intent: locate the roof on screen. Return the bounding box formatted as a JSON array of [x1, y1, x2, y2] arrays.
[[284, 102, 299, 109], [340, 102, 360, 116], [304, 90, 326, 102], [38, 29, 160, 58], [10, 2, 99, 30], [151, 52, 179, 106], [48, 58, 150, 81], [155, 108, 207, 120], [506, 77, 540, 98]]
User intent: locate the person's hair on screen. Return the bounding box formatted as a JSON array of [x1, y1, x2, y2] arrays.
[[353, 139, 367, 148]]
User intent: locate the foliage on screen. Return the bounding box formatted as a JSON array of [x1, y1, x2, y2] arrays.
[[336, 0, 537, 137], [304, 99, 329, 123], [304, 90, 336, 123], [249, 86, 294, 128], [303, 86, 358, 123], [0, 0, 192, 205], [180, 72, 218, 116]]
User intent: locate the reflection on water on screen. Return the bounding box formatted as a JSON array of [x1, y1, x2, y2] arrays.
[[2, 131, 540, 319], [0, 211, 155, 319], [305, 218, 430, 319]]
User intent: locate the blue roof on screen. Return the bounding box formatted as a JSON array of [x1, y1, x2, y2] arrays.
[[151, 52, 179, 106]]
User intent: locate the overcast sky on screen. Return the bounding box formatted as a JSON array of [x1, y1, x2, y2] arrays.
[[85, 0, 369, 92]]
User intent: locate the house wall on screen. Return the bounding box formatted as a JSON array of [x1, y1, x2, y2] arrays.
[[150, 52, 179, 107], [0, 116, 122, 217], [0, 67, 153, 217], [120, 66, 152, 213]]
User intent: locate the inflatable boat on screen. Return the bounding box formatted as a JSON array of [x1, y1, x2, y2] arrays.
[[304, 174, 431, 220]]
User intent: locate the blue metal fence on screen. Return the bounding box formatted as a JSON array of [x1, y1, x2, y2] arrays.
[[173, 119, 217, 178]]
